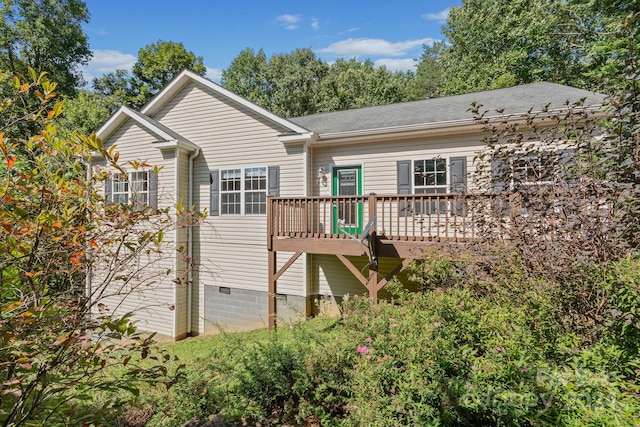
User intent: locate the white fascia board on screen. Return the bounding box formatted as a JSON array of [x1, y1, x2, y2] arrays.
[[278, 132, 316, 144], [309, 104, 606, 145], [152, 139, 200, 152], [311, 119, 476, 144], [95, 106, 128, 140], [141, 69, 311, 135], [96, 106, 177, 142]]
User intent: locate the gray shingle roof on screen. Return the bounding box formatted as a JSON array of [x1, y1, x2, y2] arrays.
[[289, 82, 606, 135]]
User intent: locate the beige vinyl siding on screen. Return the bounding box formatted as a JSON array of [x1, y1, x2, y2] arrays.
[[310, 133, 485, 299], [310, 255, 418, 298], [94, 121, 179, 337], [312, 134, 484, 197], [153, 82, 306, 302]]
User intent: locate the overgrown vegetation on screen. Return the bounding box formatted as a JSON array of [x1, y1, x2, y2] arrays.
[[107, 253, 637, 427], [0, 70, 201, 426]]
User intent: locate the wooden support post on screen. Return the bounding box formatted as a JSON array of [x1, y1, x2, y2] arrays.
[[367, 193, 378, 301], [268, 250, 277, 330], [367, 258, 378, 302]]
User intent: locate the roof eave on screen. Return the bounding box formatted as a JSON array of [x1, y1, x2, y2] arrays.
[[152, 139, 200, 152], [277, 132, 317, 144], [308, 104, 606, 145]]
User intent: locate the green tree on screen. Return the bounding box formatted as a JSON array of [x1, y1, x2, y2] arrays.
[[440, 0, 592, 94], [55, 89, 119, 139], [0, 70, 195, 426], [222, 47, 328, 117], [222, 48, 415, 116], [93, 40, 206, 109], [220, 48, 269, 106], [0, 0, 91, 96], [580, 0, 640, 92], [262, 48, 328, 117], [132, 40, 206, 95], [317, 58, 413, 112], [411, 41, 446, 99]]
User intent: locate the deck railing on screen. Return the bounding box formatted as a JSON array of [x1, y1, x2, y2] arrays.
[[268, 193, 505, 244]]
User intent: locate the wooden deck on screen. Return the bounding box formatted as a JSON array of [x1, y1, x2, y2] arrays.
[[266, 193, 504, 328]]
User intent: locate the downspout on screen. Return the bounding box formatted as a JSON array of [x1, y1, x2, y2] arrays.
[[187, 147, 201, 336]]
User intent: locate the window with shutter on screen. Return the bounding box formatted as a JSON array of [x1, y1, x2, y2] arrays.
[[214, 165, 277, 215], [106, 170, 157, 210]]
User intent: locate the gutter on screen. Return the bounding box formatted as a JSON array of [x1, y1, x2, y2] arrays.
[[306, 105, 606, 145], [187, 147, 201, 336]]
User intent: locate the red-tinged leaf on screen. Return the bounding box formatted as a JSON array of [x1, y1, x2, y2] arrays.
[[87, 240, 99, 248], [52, 221, 62, 228], [70, 257, 81, 265], [3, 378, 23, 387], [6, 155, 16, 169], [1, 221, 12, 233], [100, 359, 106, 369]]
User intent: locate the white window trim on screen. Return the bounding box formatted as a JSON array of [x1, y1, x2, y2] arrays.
[[111, 171, 150, 208], [219, 165, 268, 216], [412, 157, 450, 193], [509, 149, 558, 190]]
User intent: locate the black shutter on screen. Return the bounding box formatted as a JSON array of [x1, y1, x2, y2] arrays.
[[148, 170, 158, 210], [210, 170, 219, 216], [397, 160, 412, 194], [491, 159, 509, 216], [559, 148, 577, 190], [267, 166, 280, 197], [450, 157, 467, 215], [397, 160, 412, 216], [105, 175, 113, 205], [449, 157, 467, 193]]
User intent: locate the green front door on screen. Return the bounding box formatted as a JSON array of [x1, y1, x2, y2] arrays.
[[332, 166, 363, 235]]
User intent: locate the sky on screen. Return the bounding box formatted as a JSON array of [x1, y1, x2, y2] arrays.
[[80, 0, 458, 84]]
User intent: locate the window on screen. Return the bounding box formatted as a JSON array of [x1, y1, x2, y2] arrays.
[[511, 152, 554, 188], [244, 167, 267, 214], [220, 169, 241, 215], [413, 158, 449, 215], [108, 171, 153, 209], [130, 171, 149, 208], [414, 158, 448, 194], [219, 166, 268, 215], [112, 173, 129, 205]]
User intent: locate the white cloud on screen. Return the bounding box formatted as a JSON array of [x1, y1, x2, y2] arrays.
[[206, 67, 222, 82], [422, 8, 450, 22], [80, 49, 137, 82], [339, 27, 360, 36], [311, 18, 319, 30], [373, 58, 417, 72], [318, 37, 437, 57], [276, 14, 302, 30]]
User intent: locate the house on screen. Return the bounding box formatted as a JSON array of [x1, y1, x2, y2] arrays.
[[94, 70, 605, 340]]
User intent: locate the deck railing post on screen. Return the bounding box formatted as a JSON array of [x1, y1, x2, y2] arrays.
[[367, 193, 379, 301], [267, 198, 273, 250]]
